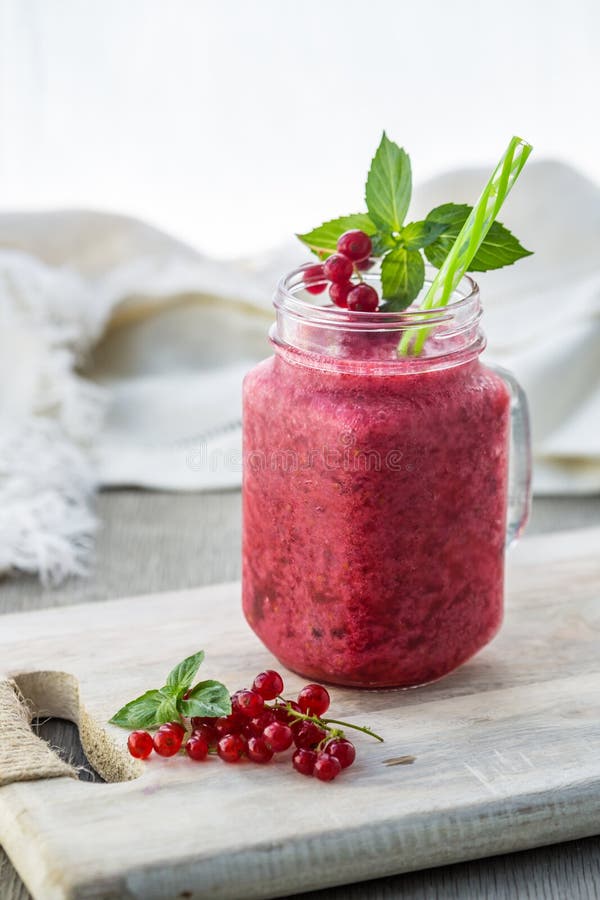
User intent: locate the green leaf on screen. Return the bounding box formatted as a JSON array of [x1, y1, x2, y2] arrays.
[[109, 689, 165, 730], [424, 203, 533, 271], [165, 650, 205, 694], [157, 689, 181, 723], [400, 220, 448, 251], [297, 214, 376, 258], [381, 247, 425, 309], [371, 231, 397, 256], [178, 680, 232, 719], [365, 133, 412, 233]]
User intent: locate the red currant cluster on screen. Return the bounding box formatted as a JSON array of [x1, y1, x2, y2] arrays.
[[305, 230, 379, 312], [127, 669, 379, 782]]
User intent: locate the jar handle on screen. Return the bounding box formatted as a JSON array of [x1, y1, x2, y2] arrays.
[[491, 364, 532, 546]]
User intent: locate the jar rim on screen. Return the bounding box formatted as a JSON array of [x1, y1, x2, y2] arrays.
[[274, 261, 480, 330]]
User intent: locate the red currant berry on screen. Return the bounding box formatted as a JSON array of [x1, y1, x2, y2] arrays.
[[153, 728, 182, 757], [127, 730, 153, 759], [252, 669, 284, 701], [292, 747, 318, 776], [234, 689, 265, 718], [159, 721, 185, 740], [247, 736, 274, 764], [323, 253, 353, 284], [214, 713, 246, 737], [297, 684, 330, 717], [230, 690, 246, 712], [313, 752, 342, 781], [243, 710, 276, 739], [262, 721, 294, 753], [324, 738, 356, 769], [293, 721, 327, 750], [272, 700, 302, 725], [217, 733, 247, 763], [304, 264, 326, 295], [185, 735, 209, 761], [329, 281, 353, 308], [347, 284, 379, 312], [336, 230, 372, 263], [191, 716, 215, 730], [192, 723, 217, 746], [356, 257, 375, 271]]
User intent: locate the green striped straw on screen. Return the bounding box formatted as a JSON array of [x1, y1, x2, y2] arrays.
[[398, 136, 532, 356]]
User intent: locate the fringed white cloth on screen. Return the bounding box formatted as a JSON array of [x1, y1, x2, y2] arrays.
[[0, 250, 106, 584]]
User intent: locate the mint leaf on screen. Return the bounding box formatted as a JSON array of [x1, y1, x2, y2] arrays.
[[371, 231, 397, 256], [401, 220, 448, 251], [165, 650, 205, 694], [468, 223, 533, 271], [297, 214, 376, 258], [178, 680, 232, 719], [381, 247, 425, 309], [109, 689, 165, 729], [157, 689, 181, 723], [424, 203, 532, 271], [365, 133, 411, 233]]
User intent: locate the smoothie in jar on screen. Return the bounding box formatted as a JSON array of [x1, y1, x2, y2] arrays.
[[242, 269, 512, 687]]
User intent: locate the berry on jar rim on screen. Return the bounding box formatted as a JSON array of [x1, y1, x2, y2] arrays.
[[252, 669, 284, 701], [336, 229, 372, 263], [297, 683, 330, 717], [355, 256, 375, 271], [304, 263, 327, 295], [329, 281, 353, 308], [323, 253, 353, 284], [347, 283, 379, 312], [127, 730, 154, 759]]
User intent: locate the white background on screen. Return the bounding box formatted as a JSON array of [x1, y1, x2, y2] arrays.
[[0, 0, 598, 256]]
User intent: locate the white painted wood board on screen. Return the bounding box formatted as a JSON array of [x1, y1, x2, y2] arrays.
[[0, 527, 599, 900]]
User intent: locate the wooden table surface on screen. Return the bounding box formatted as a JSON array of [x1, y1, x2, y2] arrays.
[[2, 490, 600, 900]]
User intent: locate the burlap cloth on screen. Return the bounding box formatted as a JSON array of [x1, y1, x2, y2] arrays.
[[0, 675, 139, 786]]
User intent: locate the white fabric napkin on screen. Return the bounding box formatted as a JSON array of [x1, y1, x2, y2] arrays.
[[1, 159, 599, 583]]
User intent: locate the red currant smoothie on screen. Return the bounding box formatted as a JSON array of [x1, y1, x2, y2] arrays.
[[242, 266, 523, 688]]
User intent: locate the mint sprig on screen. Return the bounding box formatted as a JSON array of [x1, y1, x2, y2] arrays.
[[109, 651, 231, 730], [424, 203, 532, 271], [297, 132, 533, 310]]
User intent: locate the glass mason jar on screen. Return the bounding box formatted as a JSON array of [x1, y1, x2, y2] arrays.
[[242, 263, 531, 688]]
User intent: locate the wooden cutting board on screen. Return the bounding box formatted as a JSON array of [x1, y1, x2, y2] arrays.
[[1, 527, 599, 900]]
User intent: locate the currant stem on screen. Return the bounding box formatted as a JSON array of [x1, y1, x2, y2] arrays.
[[282, 705, 384, 743], [321, 717, 384, 742]]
